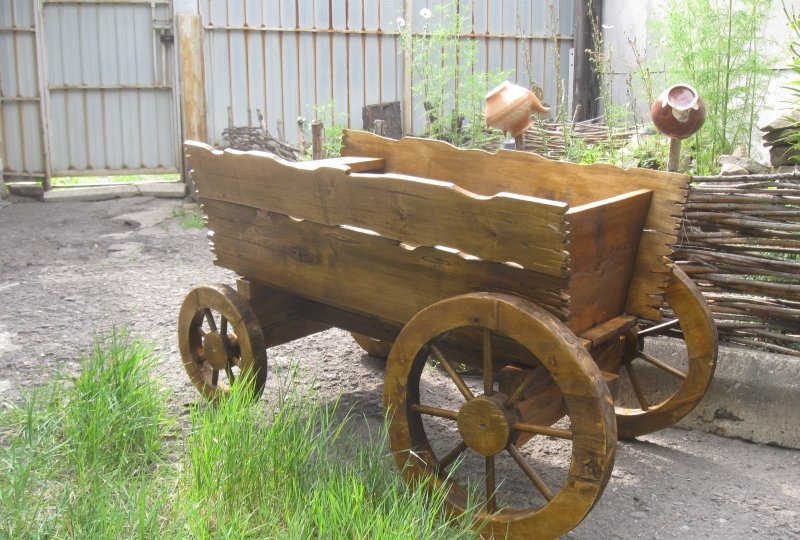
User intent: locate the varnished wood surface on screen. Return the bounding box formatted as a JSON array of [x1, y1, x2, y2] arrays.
[[186, 141, 570, 279], [341, 131, 691, 321], [384, 292, 616, 540], [566, 189, 653, 333], [203, 198, 570, 328], [615, 265, 719, 437]]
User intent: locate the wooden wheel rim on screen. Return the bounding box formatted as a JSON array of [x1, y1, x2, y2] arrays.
[[615, 265, 718, 438], [384, 293, 616, 540], [178, 284, 267, 401]]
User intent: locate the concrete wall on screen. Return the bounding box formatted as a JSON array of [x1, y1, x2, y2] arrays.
[[603, 0, 798, 161]]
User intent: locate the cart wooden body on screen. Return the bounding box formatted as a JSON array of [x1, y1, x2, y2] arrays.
[[180, 131, 718, 540]]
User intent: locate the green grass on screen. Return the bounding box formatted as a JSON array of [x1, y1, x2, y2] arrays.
[[52, 174, 180, 187], [171, 207, 206, 229], [0, 329, 478, 539]]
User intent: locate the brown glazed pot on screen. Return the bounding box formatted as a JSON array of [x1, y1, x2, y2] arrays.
[[650, 84, 707, 140], [485, 81, 549, 137]]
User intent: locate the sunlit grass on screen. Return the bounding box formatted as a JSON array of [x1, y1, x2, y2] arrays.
[[0, 329, 478, 539]]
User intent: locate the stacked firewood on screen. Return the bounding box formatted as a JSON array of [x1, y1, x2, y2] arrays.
[[761, 111, 800, 168]]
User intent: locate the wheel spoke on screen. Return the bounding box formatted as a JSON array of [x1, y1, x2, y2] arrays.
[[514, 422, 573, 440], [504, 365, 543, 408], [486, 456, 497, 513], [482, 328, 493, 396], [225, 364, 235, 384], [203, 309, 218, 333], [220, 316, 228, 338], [638, 351, 687, 380], [437, 441, 468, 472], [211, 369, 219, 386], [412, 403, 459, 421], [507, 444, 553, 502], [623, 361, 651, 411], [637, 318, 680, 337], [431, 346, 475, 402]]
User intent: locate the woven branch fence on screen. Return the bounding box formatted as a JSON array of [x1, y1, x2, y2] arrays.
[[674, 171, 800, 356]]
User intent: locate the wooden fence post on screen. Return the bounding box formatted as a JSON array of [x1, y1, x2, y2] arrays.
[[312, 120, 324, 160], [178, 13, 208, 143]]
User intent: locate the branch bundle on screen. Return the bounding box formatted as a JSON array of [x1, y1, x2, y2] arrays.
[[675, 171, 800, 355]]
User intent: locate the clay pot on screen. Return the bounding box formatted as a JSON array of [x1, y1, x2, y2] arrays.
[[485, 81, 549, 137], [650, 84, 707, 140]]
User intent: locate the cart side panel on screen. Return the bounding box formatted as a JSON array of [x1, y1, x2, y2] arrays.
[[202, 198, 570, 328], [342, 131, 691, 321], [186, 141, 570, 279], [566, 189, 653, 334]]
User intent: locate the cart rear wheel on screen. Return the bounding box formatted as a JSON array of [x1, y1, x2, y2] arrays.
[[350, 332, 392, 359], [615, 265, 718, 438], [178, 284, 267, 401], [385, 293, 616, 540]]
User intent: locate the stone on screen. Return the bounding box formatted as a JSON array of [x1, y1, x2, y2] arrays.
[[718, 155, 770, 175]]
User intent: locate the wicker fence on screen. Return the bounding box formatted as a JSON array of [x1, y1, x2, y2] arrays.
[[674, 171, 800, 356]]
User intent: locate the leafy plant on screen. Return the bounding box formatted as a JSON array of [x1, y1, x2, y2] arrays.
[[781, 1, 800, 158], [171, 206, 205, 229], [302, 100, 348, 159], [650, 0, 775, 174], [397, 2, 509, 148]]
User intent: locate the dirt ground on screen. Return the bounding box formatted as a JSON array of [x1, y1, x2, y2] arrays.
[[0, 196, 798, 539]]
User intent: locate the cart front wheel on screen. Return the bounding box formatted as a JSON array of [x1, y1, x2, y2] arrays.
[[615, 265, 718, 438], [178, 284, 267, 401], [384, 293, 616, 540]]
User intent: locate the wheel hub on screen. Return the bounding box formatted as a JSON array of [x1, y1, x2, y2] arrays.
[[203, 332, 230, 370], [456, 394, 516, 457]]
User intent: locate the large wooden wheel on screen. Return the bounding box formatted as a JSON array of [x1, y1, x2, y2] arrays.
[[615, 265, 718, 438], [385, 293, 616, 540], [178, 284, 267, 401]]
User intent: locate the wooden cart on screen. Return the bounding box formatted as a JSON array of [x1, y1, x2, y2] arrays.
[[179, 131, 718, 540]]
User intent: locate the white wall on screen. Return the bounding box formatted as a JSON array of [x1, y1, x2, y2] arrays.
[[603, 0, 799, 161]]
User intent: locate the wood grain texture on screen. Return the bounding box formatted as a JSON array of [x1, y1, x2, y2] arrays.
[[186, 141, 570, 278], [203, 198, 570, 329], [342, 130, 690, 320], [567, 189, 653, 333], [384, 293, 617, 540], [616, 266, 719, 437]]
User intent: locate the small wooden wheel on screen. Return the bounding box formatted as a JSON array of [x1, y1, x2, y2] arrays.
[[350, 332, 393, 359], [178, 284, 267, 401], [385, 293, 616, 540], [615, 265, 718, 438]]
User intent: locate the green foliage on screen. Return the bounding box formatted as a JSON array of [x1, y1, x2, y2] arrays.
[[781, 1, 800, 157], [0, 333, 478, 539], [171, 207, 205, 229], [398, 2, 509, 148], [651, 0, 775, 174], [302, 100, 348, 160]]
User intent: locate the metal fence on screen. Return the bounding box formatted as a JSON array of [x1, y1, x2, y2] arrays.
[[1, 0, 179, 187], [200, 0, 575, 146]]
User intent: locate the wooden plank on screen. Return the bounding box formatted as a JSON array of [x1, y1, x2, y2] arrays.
[[566, 189, 653, 333], [202, 199, 570, 328], [178, 14, 207, 143], [342, 130, 688, 322], [186, 141, 570, 278], [292, 156, 385, 173]]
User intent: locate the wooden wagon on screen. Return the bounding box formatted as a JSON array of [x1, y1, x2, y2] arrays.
[[179, 131, 718, 540]]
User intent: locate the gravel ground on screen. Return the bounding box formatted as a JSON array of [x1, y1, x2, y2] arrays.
[[0, 196, 797, 539]]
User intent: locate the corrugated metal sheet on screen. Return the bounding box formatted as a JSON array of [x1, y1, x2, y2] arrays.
[[0, 0, 46, 181], [43, 0, 178, 175], [200, 0, 574, 146], [0, 0, 179, 184]]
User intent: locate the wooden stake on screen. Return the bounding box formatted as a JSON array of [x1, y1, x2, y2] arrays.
[[311, 120, 324, 160], [668, 137, 681, 172]]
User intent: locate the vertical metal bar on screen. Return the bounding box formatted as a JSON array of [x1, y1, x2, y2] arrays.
[[34, 0, 52, 189]]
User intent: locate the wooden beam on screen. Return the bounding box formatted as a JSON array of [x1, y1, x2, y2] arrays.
[[178, 13, 208, 144], [572, 0, 603, 122]]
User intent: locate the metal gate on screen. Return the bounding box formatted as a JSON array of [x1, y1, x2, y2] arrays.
[[0, 0, 180, 189]]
